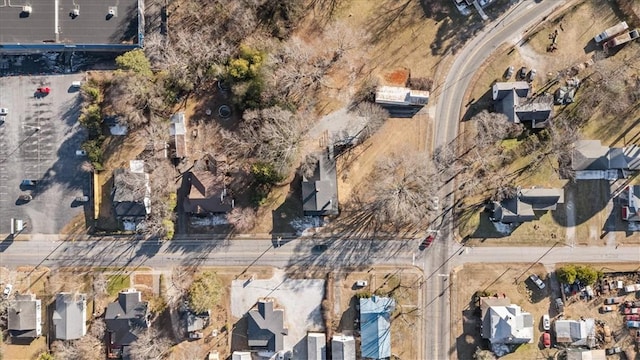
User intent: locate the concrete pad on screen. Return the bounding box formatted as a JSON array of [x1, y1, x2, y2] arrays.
[[231, 269, 325, 356]]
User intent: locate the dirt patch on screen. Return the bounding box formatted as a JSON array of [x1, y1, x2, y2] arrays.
[[383, 68, 410, 86]]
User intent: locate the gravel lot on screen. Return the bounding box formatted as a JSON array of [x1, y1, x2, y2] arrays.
[[0, 74, 89, 235], [231, 268, 325, 358]]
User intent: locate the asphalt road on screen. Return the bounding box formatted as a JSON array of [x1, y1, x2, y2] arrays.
[[429, 1, 571, 359]]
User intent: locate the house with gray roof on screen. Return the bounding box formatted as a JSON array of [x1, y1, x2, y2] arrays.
[[572, 140, 640, 180], [8, 294, 42, 339], [492, 81, 553, 128], [112, 160, 151, 222], [247, 299, 288, 352], [332, 334, 356, 360], [105, 289, 150, 358], [555, 318, 595, 347], [359, 296, 395, 360], [491, 187, 564, 223], [52, 292, 87, 340], [307, 332, 326, 360], [621, 185, 640, 222], [302, 153, 339, 216], [480, 297, 533, 347]]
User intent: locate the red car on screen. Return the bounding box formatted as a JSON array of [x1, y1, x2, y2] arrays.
[[419, 234, 435, 250], [542, 332, 551, 348], [35, 87, 50, 97], [626, 315, 640, 321]]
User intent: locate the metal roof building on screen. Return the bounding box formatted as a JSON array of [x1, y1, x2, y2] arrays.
[[359, 296, 395, 360], [0, 0, 143, 54]]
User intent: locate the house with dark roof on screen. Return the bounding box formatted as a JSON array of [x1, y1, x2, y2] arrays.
[[572, 140, 640, 180], [621, 185, 640, 221], [8, 294, 42, 339], [112, 160, 151, 223], [492, 82, 553, 128], [302, 153, 338, 216], [555, 319, 595, 347], [247, 299, 288, 352], [332, 334, 356, 360], [105, 289, 150, 358], [169, 113, 188, 159], [359, 296, 395, 360], [52, 292, 87, 340], [183, 155, 233, 215], [480, 297, 533, 348], [491, 187, 564, 223]]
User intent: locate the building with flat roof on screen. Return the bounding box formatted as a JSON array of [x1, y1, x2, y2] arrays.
[[0, 0, 142, 54]]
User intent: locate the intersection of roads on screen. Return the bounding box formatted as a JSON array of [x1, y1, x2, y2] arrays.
[[2, 1, 639, 360]]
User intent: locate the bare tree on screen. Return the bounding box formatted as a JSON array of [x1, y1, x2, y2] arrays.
[[51, 319, 106, 360], [226, 207, 257, 232], [473, 111, 522, 149], [93, 272, 108, 299], [299, 153, 320, 179], [234, 106, 310, 175], [128, 328, 172, 360], [368, 152, 438, 228], [353, 102, 389, 141]]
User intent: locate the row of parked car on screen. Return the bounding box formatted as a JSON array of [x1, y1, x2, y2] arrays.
[[504, 65, 536, 82]]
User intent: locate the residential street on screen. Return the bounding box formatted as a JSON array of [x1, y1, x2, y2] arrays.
[[430, 1, 571, 359]]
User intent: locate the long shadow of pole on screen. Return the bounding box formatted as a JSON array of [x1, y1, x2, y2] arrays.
[[513, 241, 560, 284], [236, 244, 274, 279]]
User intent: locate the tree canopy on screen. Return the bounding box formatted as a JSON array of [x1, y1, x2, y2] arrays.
[[187, 271, 224, 313]]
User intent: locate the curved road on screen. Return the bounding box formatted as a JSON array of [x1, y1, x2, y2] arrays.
[[429, 1, 571, 359]]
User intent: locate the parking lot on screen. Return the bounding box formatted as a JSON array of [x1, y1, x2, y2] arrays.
[[0, 74, 89, 235]]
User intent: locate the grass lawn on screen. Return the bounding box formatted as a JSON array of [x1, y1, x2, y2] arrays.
[[107, 274, 131, 297]]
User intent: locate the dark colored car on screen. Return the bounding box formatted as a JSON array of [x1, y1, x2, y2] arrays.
[[518, 66, 527, 80], [312, 244, 327, 253], [419, 234, 435, 250]]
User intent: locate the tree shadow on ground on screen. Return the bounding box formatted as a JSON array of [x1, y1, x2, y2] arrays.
[[552, 180, 609, 227], [461, 87, 495, 121], [272, 174, 304, 236]]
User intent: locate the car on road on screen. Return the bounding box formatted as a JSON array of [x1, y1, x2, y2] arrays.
[[0, 107, 7, 122], [542, 332, 551, 348], [75, 195, 89, 202], [75, 149, 87, 156], [529, 274, 546, 290], [71, 81, 82, 88], [355, 280, 368, 288], [17, 193, 33, 203], [20, 179, 37, 187], [518, 66, 527, 80], [504, 66, 514, 80], [3, 284, 12, 298], [542, 314, 550, 331], [419, 234, 435, 250], [36, 87, 50, 94]]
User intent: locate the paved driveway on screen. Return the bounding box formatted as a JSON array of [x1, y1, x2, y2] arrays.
[[231, 269, 325, 358], [0, 74, 89, 235]]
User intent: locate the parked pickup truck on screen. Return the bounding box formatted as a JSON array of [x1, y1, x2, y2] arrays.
[[624, 307, 640, 315], [594, 21, 628, 43], [604, 297, 623, 305], [627, 320, 640, 329], [604, 29, 640, 50]]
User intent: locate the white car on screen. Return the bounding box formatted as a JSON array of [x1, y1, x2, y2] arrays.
[[3, 284, 13, 298], [529, 274, 546, 290], [542, 314, 550, 331], [355, 280, 368, 288], [75, 149, 87, 156], [0, 108, 8, 115]]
